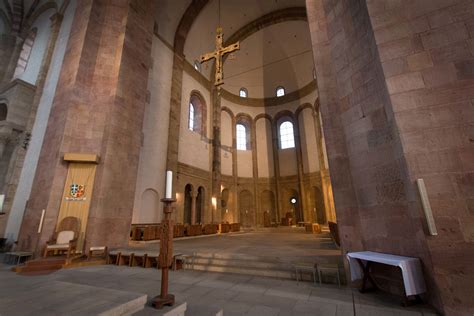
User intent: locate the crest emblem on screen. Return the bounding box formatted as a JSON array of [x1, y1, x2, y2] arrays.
[[70, 183, 85, 198]]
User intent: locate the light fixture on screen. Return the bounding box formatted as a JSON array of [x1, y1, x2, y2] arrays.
[[290, 197, 297, 205]]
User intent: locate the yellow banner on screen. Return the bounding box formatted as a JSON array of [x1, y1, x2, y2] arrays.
[[56, 162, 97, 251]]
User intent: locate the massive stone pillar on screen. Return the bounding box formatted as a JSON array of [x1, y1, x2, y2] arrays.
[[17, 0, 155, 253], [306, 0, 474, 314]]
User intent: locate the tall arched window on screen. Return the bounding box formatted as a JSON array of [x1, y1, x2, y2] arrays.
[[239, 88, 248, 98], [188, 103, 195, 130], [236, 124, 247, 150], [276, 86, 285, 97], [13, 28, 37, 78], [188, 92, 206, 135], [279, 121, 295, 149]]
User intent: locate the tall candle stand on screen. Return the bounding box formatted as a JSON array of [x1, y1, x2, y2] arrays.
[[152, 197, 176, 309]]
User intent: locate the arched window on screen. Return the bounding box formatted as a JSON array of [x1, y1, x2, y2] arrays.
[[188, 103, 195, 130], [276, 86, 285, 97], [239, 88, 248, 98], [279, 121, 295, 149], [188, 92, 206, 135], [194, 60, 201, 72], [236, 124, 247, 150], [13, 28, 37, 78]]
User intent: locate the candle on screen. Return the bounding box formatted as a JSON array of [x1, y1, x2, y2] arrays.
[[165, 170, 172, 199], [38, 209, 46, 233]]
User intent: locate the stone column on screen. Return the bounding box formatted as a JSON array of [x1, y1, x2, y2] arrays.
[[293, 118, 309, 223], [17, 0, 156, 253], [211, 87, 222, 223], [250, 120, 259, 226], [190, 190, 197, 225], [271, 122, 282, 222], [312, 110, 335, 223]]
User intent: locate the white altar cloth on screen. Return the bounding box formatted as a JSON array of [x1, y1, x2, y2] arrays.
[[346, 251, 426, 296]]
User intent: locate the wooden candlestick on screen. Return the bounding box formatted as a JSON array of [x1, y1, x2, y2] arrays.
[[152, 198, 176, 309]]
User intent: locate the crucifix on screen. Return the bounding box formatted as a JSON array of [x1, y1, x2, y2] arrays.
[[200, 27, 240, 86]]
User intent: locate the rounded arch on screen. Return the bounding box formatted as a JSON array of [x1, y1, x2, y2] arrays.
[[196, 186, 205, 224], [254, 113, 273, 125], [238, 189, 254, 227], [183, 183, 194, 224], [260, 190, 276, 224], [235, 113, 253, 151], [174, 0, 210, 55], [295, 103, 314, 119], [22, 2, 58, 37], [220, 106, 235, 120], [273, 110, 296, 125], [189, 90, 207, 136], [140, 188, 159, 222], [210, 7, 307, 85]]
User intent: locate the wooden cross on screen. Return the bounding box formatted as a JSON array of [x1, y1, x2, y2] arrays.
[[200, 27, 240, 86]]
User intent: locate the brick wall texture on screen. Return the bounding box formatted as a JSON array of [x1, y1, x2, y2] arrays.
[[306, 0, 474, 314], [18, 0, 155, 252]]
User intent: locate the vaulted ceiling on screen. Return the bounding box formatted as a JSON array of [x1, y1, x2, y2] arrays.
[[156, 0, 314, 99]]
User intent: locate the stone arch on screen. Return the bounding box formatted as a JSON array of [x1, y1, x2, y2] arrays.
[[183, 184, 194, 224], [295, 103, 314, 119], [238, 189, 254, 227], [235, 113, 253, 150], [189, 90, 207, 136], [196, 186, 205, 224], [260, 190, 276, 224], [254, 113, 273, 124], [22, 2, 58, 36], [140, 188, 159, 222], [220, 106, 234, 119]]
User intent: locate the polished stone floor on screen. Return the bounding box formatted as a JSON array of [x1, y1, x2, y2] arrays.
[[127, 227, 342, 265], [0, 263, 438, 315], [0, 229, 439, 315]]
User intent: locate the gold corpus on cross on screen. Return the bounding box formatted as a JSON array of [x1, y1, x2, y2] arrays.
[[200, 27, 240, 86]]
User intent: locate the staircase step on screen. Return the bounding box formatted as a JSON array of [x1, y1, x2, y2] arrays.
[[190, 257, 294, 270], [25, 259, 66, 266], [189, 263, 297, 280]]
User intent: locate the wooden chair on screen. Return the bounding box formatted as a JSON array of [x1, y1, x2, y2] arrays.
[[43, 217, 80, 259]]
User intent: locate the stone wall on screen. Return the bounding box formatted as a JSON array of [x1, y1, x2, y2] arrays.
[[306, 0, 474, 314], [368, 1, 474, 314], [18, 0, 156, 252]]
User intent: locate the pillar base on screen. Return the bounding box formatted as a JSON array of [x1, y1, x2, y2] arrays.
[[151, 294, 175, 309]]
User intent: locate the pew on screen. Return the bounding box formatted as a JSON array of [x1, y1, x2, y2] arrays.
[[230, 223, 240, 232], [174, 224, 185, 238], [203, 224, 219, 234], [219, 223, 231, 233], [185, 224, 203, 236]]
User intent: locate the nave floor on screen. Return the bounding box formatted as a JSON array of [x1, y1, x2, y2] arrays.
[[0, 262, 438, 315]]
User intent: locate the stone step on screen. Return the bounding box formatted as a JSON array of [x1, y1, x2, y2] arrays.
[[189, 263, 297, 280], [190, 256, 295, 270], [24, 258, 66, 266], [184, 252, 344, 284]]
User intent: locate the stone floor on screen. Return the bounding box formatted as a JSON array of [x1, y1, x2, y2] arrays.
[[127, 227, 342, 264], [0, 263, 438, 316], [0, 229, 439, 315]]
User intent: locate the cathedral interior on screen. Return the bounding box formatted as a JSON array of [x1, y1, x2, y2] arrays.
[[0, 0, 473, 315]]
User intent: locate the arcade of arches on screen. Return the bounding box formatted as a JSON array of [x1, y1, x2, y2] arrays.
[[0, 0, 473, 315]]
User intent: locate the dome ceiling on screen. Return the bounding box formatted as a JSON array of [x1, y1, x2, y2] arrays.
[[155, 0, 314, 99]]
